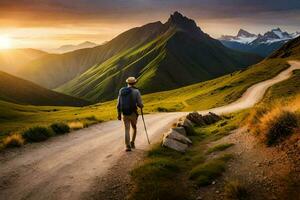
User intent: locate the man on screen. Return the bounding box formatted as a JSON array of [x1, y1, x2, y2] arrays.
[[117, 77, 144, 151]]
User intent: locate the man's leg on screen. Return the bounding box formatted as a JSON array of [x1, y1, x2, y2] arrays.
[[123, 115, 131, 150], [130, 113, 138, 148]]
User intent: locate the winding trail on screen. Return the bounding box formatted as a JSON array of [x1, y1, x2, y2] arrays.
[[0, 61, 299, 200]]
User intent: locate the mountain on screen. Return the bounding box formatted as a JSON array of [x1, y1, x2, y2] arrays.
[[0, 48, 48, 74], [48, 41, 99, 54], [0, 71, 90, 106], [269, 35, 300, 59], [220, 28, 300, 57], [18, 22, 166, 89], [219, 29, 257, 44], [56, 11, 262, 102]]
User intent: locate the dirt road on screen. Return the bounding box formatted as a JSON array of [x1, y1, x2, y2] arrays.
[[0, 61, 299, 200]]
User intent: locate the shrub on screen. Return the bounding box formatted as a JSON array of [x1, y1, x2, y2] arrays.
[[224, 180, 248, 200], [3, 133, 24, 148], [157, 107, 170, 112], [262, 111, 298, 145], [23, 126, 54, 142], [50, 122, 70, 135]]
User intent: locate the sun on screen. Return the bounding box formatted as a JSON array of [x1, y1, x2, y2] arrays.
[[0, 36, 12, 49]]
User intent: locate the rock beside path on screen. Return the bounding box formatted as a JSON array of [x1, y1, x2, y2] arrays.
[[162, 112, 221, 152], [187, 112, 221, 126], [162, 137, 189, 153]]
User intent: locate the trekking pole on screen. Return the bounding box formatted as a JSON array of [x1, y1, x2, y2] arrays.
[[141, 109, 150, 144]]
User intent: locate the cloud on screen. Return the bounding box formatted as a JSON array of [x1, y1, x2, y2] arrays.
[[1, 0, 300, 48], [1, 0, 299, 27]]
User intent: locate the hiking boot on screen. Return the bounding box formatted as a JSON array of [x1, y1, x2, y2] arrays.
[[130, 141, 135, 149], [125, 145, 131, 152]]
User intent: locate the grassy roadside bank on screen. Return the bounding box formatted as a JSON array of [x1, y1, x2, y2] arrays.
[[0, 116, 102, 149], [128, 111, 248, 200]]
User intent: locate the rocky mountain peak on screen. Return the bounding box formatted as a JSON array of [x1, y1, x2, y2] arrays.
[[166, 11, 202, 33], [237, 29, 256, 37]]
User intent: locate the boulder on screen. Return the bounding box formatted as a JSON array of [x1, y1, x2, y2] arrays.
[[183, 118, 195, 127], [204, 112, 222, 124], [162, 137, 188, 153], [177, 117, 195, 128], [164, 129, 192, 145], [172, 127, 187, 136], [186, 112, 221, 126], [187, 112, 206, 126]]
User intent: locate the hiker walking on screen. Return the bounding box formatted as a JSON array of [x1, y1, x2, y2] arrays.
[[117, 77, 144, 151]]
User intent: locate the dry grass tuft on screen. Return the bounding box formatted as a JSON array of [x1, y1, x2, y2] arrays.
[[224, 180, 248, 200], [68, 121, 85, 130], [3, 133, 24, 148], [248, 95, 300, 145]]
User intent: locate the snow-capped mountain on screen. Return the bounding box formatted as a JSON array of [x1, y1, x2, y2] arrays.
[[252, 28, 292, 44], [219, 28, 300, 56], [220, 29, 257, 44]]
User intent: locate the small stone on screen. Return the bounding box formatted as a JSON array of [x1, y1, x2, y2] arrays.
[[212, 181, 216, 185], [196, 196, 202, 200], [215, 190, 220, 194]]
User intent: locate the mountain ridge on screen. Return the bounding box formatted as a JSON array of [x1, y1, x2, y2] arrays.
[[0, 48, 48, 74], [56, 12, 262, 102], [17, 21, 166, 89], [48, 41, 99, 54], [0, 70, 90, 106]]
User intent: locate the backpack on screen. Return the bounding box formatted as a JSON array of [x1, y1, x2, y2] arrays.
[[119, 87, 137, 115]]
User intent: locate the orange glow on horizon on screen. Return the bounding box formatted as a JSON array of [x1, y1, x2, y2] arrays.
[[0, 36, 12, 49]]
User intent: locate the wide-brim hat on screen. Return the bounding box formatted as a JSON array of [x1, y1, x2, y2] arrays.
[[126, 77, 137, 84]]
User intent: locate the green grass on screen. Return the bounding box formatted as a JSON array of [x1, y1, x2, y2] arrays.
[[261, 70, 300, 104], [0, 100, 110, 140], [0, 55, 298, 140], [189, 154, 233, 186], [206, 143, 234, 154], [129, 111, 244, 199], [196, 111, 249, 141], [130, 144, 189, 200]]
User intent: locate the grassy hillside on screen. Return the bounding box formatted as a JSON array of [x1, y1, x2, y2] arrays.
[[0, 58, 291, 136], [262, 70, 300, 103], [269, 36, 300, 58], [1, 35, 299, 139], [0, 48, 47, 74], [0, 71, 90, 106], [57, 12, 261, 102], [18, 22, 166, 88]]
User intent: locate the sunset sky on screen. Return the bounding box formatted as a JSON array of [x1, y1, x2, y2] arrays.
[[0, 0, 300, 50]]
